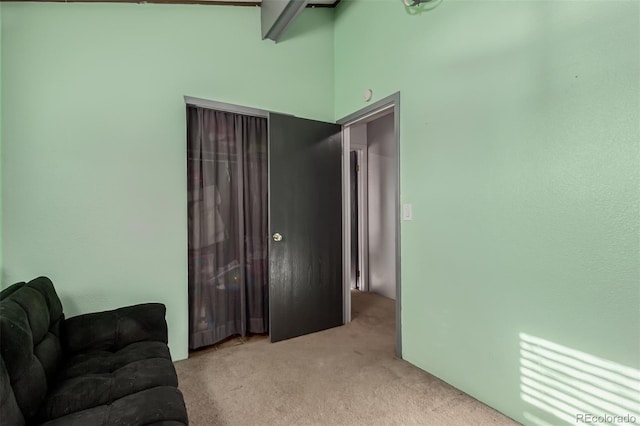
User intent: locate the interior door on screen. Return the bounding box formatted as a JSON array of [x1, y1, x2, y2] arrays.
[[269, 113, 343, 343]]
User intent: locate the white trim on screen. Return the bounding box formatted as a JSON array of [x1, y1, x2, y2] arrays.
[[337, 97, 395, 126], [350, 146, 369, 292], [184, 96, 270, 118], [340, 104, 393, 128], [342, 128, 352, 324]]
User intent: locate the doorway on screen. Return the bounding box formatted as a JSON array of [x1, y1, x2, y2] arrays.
[[184, 94, 400, 356], [339, 93, 401, 357], [186, 105, 269, 351]]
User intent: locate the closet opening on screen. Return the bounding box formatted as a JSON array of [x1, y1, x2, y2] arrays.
[[185, 96, 344, 355], [186, 103, 270, 353]]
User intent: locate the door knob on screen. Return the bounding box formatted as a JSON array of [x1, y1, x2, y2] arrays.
[[272, 232, 283, 242]]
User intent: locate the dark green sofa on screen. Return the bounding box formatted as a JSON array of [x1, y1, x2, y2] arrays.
[[0, 276, 188, 425]]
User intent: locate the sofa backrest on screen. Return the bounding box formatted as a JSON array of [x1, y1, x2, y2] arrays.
[[0, 282, 26, 300], [0, 277, 64, 423]]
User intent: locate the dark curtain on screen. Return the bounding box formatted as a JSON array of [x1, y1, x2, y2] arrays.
[[187, 106, 268, 350]]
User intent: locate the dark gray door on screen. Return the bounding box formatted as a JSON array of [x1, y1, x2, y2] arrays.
[[269, 113, 343, 343]]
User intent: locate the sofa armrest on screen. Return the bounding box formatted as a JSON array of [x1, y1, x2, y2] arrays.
[[63, 303, 168, 354]]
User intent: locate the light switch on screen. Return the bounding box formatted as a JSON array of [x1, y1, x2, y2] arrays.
[[403, 204, 413, 221]]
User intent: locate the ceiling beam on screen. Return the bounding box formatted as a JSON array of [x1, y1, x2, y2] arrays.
[[261, 0, 309, 42]]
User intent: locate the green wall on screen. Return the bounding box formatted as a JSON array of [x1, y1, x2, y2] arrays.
[[335, 0, 639, 424], [3, 1, 639, 423], [2, 2, 335, 361]]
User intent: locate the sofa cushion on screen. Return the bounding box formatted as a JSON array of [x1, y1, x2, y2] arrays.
[[0, 282, 25, 300], [63, 304, 168, 354], [39, 386, 188, 426], [40, 342, 178, 421], [61, 341, 172, 379], [0, 356, 26, 426], [0, 277, 64, 422]]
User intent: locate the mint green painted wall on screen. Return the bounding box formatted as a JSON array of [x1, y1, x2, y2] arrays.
[[336, 0, 639, 424], [2, 2, 334, 361], [4, 1, 639, 421]]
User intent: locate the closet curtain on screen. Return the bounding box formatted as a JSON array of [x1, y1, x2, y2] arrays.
[[187, 106, 268, 350]]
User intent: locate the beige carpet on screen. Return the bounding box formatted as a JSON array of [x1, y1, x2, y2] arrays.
[[175, 291, 519, 426]]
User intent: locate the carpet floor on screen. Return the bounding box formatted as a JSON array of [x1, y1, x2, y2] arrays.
[[175, 291, 519, 425]]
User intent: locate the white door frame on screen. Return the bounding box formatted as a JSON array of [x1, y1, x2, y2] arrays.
[[338, 92, 402, 358], [349, 146, 368, 292]]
